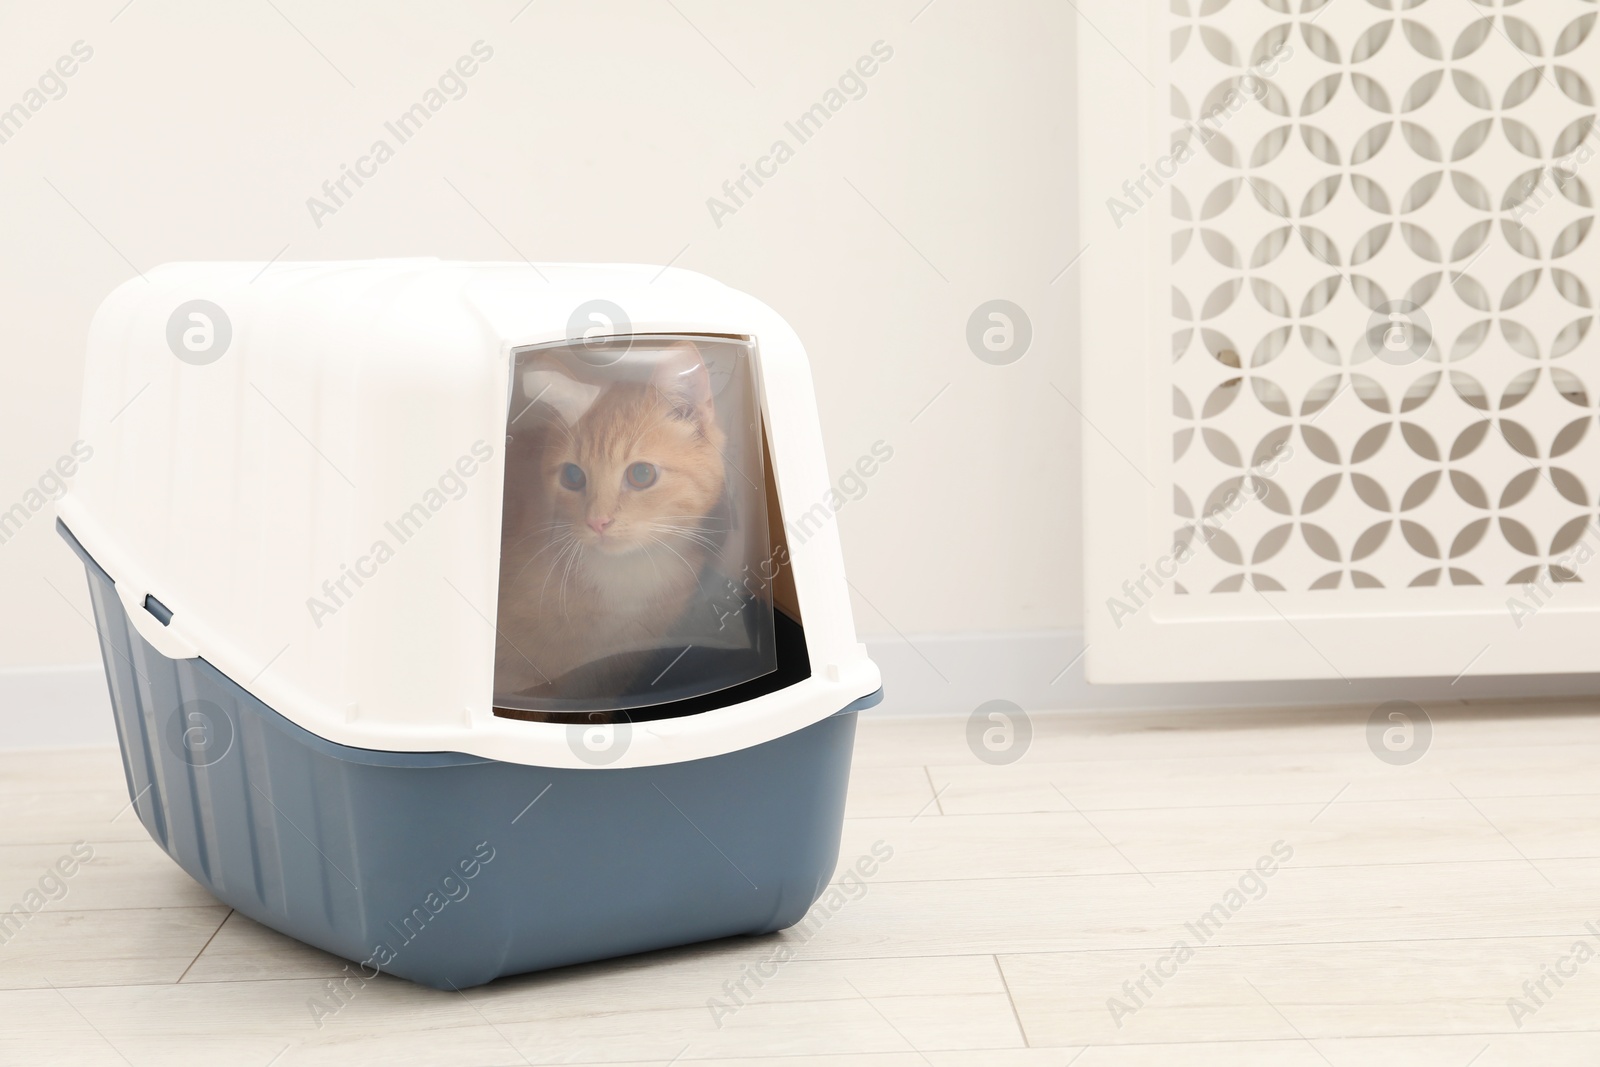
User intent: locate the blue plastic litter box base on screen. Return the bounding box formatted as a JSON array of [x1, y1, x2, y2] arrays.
[[61, 520, 875, 990]]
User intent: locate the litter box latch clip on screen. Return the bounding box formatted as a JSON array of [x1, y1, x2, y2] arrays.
[[142, 594, 173, 626], [115, 581, 200, 661]]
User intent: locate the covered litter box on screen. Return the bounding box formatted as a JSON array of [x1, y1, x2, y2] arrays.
[[57, 260, 882, 989]]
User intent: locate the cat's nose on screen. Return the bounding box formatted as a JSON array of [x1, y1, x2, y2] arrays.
[[587, 517, 614, 535]]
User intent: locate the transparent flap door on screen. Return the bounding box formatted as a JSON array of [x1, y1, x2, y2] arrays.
[[493, 335, 778, 716]]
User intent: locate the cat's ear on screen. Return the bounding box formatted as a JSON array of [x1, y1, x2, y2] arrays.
[[521, 367, 599, 426], [653, 341, 715, 424]]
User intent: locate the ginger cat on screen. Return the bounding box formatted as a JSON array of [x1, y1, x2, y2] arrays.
[[494, 342, 727, 707]]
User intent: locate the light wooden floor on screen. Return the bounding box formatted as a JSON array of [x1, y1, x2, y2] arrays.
[[5, 700, 1600, 1065]]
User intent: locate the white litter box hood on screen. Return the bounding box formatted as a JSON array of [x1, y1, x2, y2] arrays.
[[58, 260, 879, 768]]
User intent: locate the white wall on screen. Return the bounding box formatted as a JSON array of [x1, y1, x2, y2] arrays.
[[0, 0, 1079, 688]]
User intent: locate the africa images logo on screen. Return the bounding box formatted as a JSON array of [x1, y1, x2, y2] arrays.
[[164, 700, 236, 768], [166, 300, 232, 366]]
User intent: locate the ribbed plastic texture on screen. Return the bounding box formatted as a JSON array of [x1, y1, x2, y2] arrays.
[[67, 522, 861, 989]]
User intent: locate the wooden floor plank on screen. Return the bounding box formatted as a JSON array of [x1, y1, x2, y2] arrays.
[[1000, 938, 1600, 1048]]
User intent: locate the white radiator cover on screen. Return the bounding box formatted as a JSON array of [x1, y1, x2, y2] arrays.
[[1082, 1, 1600, 682]]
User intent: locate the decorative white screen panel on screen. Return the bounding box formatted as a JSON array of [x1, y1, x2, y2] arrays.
[[1170, 0, 1598, 594], [1080, 0, 1600, 683]]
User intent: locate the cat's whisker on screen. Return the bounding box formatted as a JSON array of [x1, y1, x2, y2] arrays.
[[514, 529, 577, 585], [650, 516, 727, 531], [535, 541, 566, 606], [650, 523, 719, 539], [647, 520, 709, 529], [539, 536, 581, 607], [650, 515, 729, 531], [647, 523, 721, 552], [663, 535, 719, 554], [503, 520, 569, 553], [558, 538, 585, 619], [647, 535, 701, 584], [553, 548, 569, 617], [641, 537, 665, 586]]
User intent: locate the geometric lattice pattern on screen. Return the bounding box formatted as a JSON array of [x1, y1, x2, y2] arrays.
[[1168, 0, 1600, 591]]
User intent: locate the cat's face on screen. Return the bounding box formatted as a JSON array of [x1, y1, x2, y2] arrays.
[[542, 355, 726, 558]]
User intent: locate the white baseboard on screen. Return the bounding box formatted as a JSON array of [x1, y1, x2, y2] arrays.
[[7, 632, 1600, 750], [863, 629, 1600, 717], [0, 665, 117, 749]]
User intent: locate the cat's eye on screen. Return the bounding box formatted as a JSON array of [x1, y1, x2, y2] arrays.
[[559, 463, 586, 491], [625, 462, 658, 489]]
